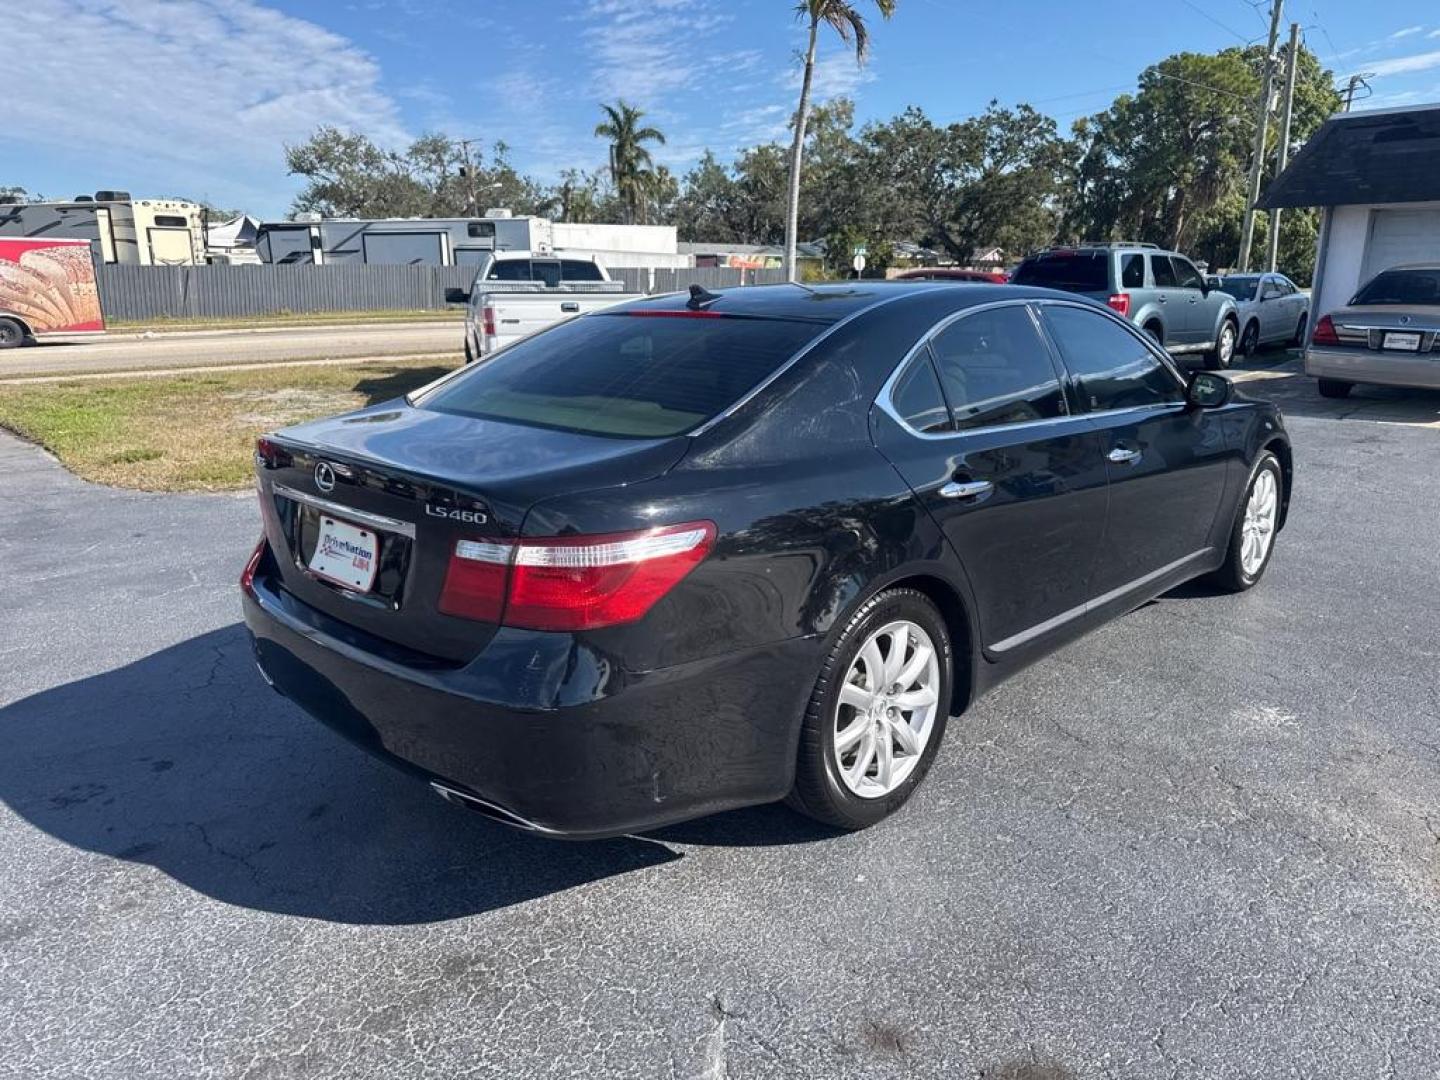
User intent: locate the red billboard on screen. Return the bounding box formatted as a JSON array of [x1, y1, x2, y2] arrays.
[[0, 237, 105, 336]]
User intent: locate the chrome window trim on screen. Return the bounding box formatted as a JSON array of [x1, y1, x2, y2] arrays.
[[874, 297, 1072, 441], [688, 287, 932, 437], [271, 482, 417, 538], [875, 296, 1191, 442]]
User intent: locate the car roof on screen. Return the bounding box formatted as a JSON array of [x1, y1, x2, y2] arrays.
[[613, 281, 1063, 324], [1374, 263, 1440, 272]]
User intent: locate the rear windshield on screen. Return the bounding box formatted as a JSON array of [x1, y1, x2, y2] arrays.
[[418, 313, 825, 437], [1353, 269, 1440, 306], [1217, 276, 1260, 300], [1011, 252, 1110, 292]]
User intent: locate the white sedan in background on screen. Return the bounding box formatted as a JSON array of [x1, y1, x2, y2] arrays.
[[1214, 273, 1311, 356]]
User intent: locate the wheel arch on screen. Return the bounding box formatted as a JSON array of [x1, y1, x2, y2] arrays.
[[1262, 435, 1293, 529], [0, 311, 34, 341]]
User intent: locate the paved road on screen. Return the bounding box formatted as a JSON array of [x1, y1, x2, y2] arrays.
[[2, 369, 1439, 1079], [0, 321, 463, 379]]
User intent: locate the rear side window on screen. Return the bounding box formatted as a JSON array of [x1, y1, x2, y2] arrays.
[[1042, 306, 1183, 412], [1011, 252, 1110, 292], [929, 306, 1066, 431], [1121, 254, 1144, 289], [890, 351, 952, 434], [1150, 255, 1177, 288], [561, 259, 605, 282], [487, 259, 531, 281], [419, 314, 824, 438]]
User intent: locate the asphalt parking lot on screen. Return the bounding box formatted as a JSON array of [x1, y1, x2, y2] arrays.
[[3, 354, 1439, 1079]]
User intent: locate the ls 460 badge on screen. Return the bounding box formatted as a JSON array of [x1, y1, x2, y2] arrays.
[[425, 505, 488, 524]]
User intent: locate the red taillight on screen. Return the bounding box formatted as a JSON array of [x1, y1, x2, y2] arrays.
[[438, 539, 510, 622], [481, 304, 496, 338], [1311, 313, 1339, 345], [1106, 293, 1131, 317], [240, 536, 266, 596], [438, 522, 717, 631]]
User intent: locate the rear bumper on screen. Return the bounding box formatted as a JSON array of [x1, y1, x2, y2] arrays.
[[1305, 346, 1440, 390], [242, 569, 818, 839]]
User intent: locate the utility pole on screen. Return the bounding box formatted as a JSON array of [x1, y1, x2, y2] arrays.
[[1266, 22, 1301, 273], [459, 138, 480, 217], [1237, 0, 1284, 273], [1341, 73, 1373, 112]]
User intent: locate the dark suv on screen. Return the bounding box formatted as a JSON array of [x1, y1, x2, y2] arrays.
[[1013, 244, 1240, 369]]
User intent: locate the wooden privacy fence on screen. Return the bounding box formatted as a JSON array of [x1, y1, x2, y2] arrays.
[[95, 264, 788, 321]]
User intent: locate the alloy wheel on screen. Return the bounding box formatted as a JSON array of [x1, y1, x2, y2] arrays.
[[833, 620, 941, 799], [1217, 323, 1236, 367], [1240, 468, 1279, 576]]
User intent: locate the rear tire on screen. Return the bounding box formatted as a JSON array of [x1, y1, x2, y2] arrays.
[[1204, 319, 1237, 370], [0, 317, 25, 350], [1207, 451, 1282, 593], [1317, 378, 1352, 399], [787, 588, 953, 831], [1144, 321, 1163, 345]]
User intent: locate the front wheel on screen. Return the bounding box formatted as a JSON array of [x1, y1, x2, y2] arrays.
[[1204, 320, 1237, 370], [788, 588, 953, 830], [0, 317, 26, 350], [1207, 452, 1282, 593]]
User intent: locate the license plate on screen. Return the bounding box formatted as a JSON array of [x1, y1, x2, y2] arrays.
[[308, 515, 379, 592], [1383, 331, 1422, 352]]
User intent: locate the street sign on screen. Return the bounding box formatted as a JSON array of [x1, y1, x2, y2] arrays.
[[852, 254, 867, 275], [853, 245, 868, 257]]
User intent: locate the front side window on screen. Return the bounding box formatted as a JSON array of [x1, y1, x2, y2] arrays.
[[889, 349, 953, 434], [1151, 255, 1178, 288], [1170, 257, 1205, 290], [1042, 306, 1184, 412], [928, 306, 1066, 431]]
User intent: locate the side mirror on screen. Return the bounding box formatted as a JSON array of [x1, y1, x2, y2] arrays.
[[444, 287, 470, 304], [1187, 371, 1232, 409]]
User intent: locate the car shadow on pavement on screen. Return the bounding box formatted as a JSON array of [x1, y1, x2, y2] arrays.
[[0, 625, 681, 925]]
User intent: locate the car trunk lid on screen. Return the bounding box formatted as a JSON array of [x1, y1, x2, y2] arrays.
[[256, 401, 689, 663]]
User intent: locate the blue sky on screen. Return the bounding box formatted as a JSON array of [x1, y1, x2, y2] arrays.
[[11, 0, 1440, 218]]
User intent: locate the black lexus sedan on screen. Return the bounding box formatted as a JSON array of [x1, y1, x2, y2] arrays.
[[242, 282, 1291, 838]]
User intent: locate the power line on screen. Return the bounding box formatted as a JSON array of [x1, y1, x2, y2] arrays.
[[1179, 0, 1253, 43]]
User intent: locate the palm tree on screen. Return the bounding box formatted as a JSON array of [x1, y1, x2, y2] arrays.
[[595, 101, 667, 225], [783, 0, 896, 280]]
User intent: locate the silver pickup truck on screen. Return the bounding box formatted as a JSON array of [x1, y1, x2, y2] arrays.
[[460, 252, 641, 362]]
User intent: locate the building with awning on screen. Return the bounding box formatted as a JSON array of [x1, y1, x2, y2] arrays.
[[1259, 103, 1440, 318]]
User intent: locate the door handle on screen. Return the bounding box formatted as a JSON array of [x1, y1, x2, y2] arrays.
[[1157, 294, 1167, 303], [561, 302, 580, 313], [939, 479, 994, 500], [1107, 447, 1141, 465]]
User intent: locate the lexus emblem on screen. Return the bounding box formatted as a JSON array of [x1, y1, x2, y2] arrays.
[[314, 462, 336, 493]]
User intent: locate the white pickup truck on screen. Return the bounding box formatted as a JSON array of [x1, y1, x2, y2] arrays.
[[460, 252, 641, 362]]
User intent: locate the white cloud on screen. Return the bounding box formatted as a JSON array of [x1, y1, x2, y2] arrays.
[[9, 0, 408, 213], [1363, 49, 1440, 78], [1390, 25, 1425, 39], [1430, 28, 1440, 39], [581, 0, 728, 106]]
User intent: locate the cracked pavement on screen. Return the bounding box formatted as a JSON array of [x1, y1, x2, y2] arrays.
[[2, 369, 1439, 1079]]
